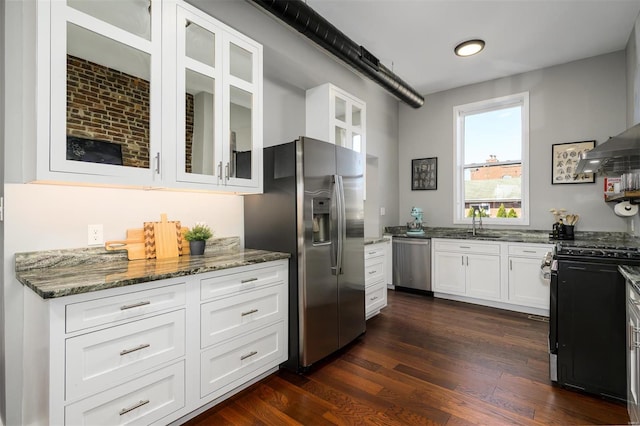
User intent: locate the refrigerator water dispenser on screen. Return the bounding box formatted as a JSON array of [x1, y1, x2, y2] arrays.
[[312, 198, 330, 244]]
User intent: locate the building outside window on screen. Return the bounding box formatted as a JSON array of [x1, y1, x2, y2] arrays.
[[453, 92, 529, 225]]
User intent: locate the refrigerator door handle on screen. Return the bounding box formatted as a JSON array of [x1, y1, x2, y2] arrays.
[[330, 175, 340, 276], [337, 175, 346, 275]]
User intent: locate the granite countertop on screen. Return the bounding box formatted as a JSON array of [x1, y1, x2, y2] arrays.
[[365, 236, 391, 245], [620, 265, 640, 295], [15, 237, 290, 299], [384, 226, 640, 248]]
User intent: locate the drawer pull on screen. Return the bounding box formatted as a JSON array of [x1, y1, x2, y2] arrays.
[[120, 343, 150, 356], [241, 278, 258, 283], [522, 250, 537, 253], [241, 309, 259, 316], [368, 251, 377, 255], [459, 246, 471, 249], [370, 296, 379, 301], [240, 350, 258, 361], [120, 301, 151, 311], [368, 270, 377, 275], [119, 399, 150, 416]]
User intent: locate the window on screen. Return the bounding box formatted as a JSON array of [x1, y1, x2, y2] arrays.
[[453, 92, 529, 225]]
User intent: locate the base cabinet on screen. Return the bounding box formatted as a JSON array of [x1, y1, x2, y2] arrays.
[[365, 241, 389, 319], [23, 259, 288, 426], [432, 239, 552, 314], [628, 282, 640, 424]]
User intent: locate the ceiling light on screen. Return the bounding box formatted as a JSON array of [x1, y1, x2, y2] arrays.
[[454, 39, 485, 57]]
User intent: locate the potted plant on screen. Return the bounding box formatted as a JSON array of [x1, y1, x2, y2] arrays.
[[184, 222, 213, 255]]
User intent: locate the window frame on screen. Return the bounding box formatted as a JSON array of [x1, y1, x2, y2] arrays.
[[453, 92, 530, 226]]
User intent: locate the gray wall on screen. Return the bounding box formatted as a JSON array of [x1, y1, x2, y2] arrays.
[[188, 0, 401, 232], [398, 52, 628, 232], [627, 12, 640, 235]]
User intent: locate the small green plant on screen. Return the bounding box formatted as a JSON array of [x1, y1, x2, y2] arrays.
[[184, 222, 213, 241], [507, 208, 518, 218], [496, 203, 507, 218]]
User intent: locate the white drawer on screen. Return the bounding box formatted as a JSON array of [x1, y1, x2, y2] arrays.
[[200, 263, 287, 302], [201, 283, 286, 349], [65, 361, 185, 426], [507, 244, 553, 257], [364, 243, 386, 260], [365, 258, 384, 286], [201, 321, 285, 399], [66, 283, 186, 333], [365, 283, 386, 313], [66, 310, 185, 401], [433, 239, 500, 255]]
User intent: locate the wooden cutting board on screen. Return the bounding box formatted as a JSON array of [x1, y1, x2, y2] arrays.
[[104, 228, 145, 260], [144, 219, 185, 259], [153, 214, 180, 259]]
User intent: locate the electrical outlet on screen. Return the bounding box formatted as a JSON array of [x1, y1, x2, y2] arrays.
[[88, 224, 104, 246], [380, 207, 386, 216]]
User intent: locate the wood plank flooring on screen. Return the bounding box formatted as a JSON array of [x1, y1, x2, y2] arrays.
[[184, 290, 629, 425]]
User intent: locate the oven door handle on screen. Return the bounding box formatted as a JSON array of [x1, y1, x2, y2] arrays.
[[549, 269, 558, 355]]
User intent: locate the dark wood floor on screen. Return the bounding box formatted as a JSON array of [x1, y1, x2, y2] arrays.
[[185, 290, 629, 425]]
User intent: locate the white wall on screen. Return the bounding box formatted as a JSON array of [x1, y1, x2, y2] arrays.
[[399, 52, 628, 232]]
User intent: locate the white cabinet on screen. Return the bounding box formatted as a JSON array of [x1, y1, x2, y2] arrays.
[[432, 239, 501, 300], [628, 281, 640, 424], [22, 259, 288, 425], [507, 244, 553, 310], [364, 241, 388, 319], [172, 2, 263, 191], [432, 238, 552, 315], [35, 0, 263, 192], [306, 83, 366, 197]]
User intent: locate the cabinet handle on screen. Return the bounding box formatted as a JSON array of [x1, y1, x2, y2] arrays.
[[523, 250, 537, 253], [368, 270, 377, 275], [120, 301, 151, 311], [510, 260, 512, 270], [225, 162, 230, 180], [370, 296, 379, 301], [120, 343, 150, 356], [240, 350, 258, 361], [119, 399, 150, 416], [461, 256, 464, 266], [459, 246, 471, 249], [368, 251, 377, 255], [241, 277, 258, 283], [154, 152, 160, 174], [217, 161, 223, 180], [466, 256, 469, 266], [241, 309, 258, 316]]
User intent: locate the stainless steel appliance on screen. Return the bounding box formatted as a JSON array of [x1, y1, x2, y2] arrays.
[[392, 237, 431, 293], [244, 137, 365, 372], [549, 242, 640, 402]]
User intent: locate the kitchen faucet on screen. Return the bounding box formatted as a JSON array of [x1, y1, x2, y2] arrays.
[[471, 206, 483, 236]]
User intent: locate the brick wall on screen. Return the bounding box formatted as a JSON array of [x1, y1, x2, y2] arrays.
[[66, 55, 151, 168]]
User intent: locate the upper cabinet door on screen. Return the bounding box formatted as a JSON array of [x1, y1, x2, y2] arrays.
[[175, 5, 224, 185], [48, 0, 162, 185], [223, 32, 262, 189]]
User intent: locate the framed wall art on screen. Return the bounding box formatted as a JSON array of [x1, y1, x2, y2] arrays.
[[411, 157, 437, 190], [551, 140, 595, 184]]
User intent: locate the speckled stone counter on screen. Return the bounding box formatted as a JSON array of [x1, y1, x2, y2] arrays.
[[15, 237, 290, 299], [384, 226, 640, 248], [620, 265, 640, 295], [364, 236, 391, 245]]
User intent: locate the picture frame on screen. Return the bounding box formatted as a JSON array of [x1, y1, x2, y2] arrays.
[[411, 157, 437, 190], [551, 141, 596, 184]]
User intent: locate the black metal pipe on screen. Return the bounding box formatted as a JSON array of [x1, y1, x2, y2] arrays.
[[248, 0, 425, 108]]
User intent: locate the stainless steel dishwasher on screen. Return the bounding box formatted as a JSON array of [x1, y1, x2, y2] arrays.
[[392, 237, 431, 292]]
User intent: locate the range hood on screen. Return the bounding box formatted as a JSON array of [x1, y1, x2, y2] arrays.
[[575, 122, 640, 176]]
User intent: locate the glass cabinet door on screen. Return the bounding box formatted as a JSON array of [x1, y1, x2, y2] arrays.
[[49, 0, 161, 182], [176, 6, 223, 185], [224, 33, 262, 188]]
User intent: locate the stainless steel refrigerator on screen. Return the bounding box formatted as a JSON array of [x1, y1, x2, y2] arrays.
[[244, 137, 365, 372]]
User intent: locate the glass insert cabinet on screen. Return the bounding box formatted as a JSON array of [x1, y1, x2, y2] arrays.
[[37, 0, 263, 192]]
